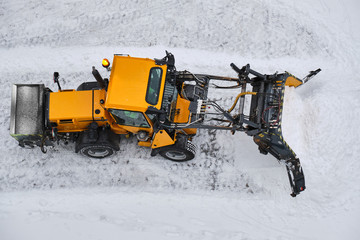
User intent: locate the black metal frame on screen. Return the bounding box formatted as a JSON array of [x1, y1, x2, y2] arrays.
[[154, 56, 321, 197]]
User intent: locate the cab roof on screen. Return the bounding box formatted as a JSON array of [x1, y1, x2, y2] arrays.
[[104, 55, 167, 112]]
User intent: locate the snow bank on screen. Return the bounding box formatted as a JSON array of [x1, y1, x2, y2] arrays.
[[1, 188, 359, 240]]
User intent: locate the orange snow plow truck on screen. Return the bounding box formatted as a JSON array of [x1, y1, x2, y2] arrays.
[[10, 51, 320, 197]]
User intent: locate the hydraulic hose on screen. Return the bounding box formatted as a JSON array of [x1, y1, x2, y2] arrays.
[[227, 92, 257, 113]]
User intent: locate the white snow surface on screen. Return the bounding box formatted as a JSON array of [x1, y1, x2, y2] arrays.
[[1, 0, 360, 239]]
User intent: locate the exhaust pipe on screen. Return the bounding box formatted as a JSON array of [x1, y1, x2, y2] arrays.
[[92, 66, 106, 89]]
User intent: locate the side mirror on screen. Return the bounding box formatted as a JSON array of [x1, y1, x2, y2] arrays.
[[53, 72, 59, 82]]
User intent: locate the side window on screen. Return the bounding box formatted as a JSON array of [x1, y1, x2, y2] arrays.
[[109, 109, 150, 128], [146, 67, 163, 105]]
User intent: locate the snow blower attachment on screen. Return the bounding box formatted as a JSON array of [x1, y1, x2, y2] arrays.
[[10, 84, 46, 148], [10, 51, 320, 197]]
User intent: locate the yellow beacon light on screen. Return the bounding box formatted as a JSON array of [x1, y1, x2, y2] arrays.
[[102, 58, 110, 68]]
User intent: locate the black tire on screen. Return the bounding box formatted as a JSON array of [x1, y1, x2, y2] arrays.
[[159, 141, 196, 162], [75, 125, 120, 159], [78, 144, 115, 158]]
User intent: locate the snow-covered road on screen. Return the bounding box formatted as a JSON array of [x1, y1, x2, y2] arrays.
[[1, 0, 359, 239], [1, 188, 359, 240]]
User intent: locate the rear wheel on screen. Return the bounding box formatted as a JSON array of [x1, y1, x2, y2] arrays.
[[75, 124, 120, 159], [78, 144, 115, 158]]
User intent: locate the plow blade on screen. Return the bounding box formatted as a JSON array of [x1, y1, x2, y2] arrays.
[[248, 72, 308, 196], [253, 131, 305, 197]]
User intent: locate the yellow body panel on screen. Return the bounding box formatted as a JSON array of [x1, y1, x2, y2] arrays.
[[173, 95, 191, 123], [105, 55, 167, 112], [49, 89, 107, 132], [50, 90, 92, 120], [285, 75, 303, 88], [93, 90, 107, 121], [151, 130, 175, 149]]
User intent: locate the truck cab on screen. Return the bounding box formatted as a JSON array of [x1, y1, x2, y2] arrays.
[[104, 55, 167, 136]]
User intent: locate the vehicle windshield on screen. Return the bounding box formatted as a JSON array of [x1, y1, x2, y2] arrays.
[[109, 109, 150, 128]]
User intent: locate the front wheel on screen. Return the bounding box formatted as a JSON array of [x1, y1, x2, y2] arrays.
[[159, 141, 196, 162]]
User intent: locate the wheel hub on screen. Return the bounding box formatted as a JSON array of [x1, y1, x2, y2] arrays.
[[87, 148, 110, 158], [165, 150, 187, 161]]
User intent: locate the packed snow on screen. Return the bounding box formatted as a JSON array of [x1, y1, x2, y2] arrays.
[[0, 0, 359, 239]]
